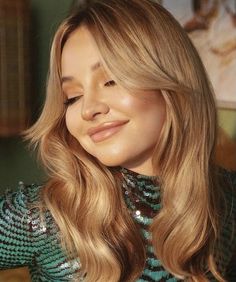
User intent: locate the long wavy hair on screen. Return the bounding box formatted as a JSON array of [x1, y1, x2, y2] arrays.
[[26, 0, 229, 281]]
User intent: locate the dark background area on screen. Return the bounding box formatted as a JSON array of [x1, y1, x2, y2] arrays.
[[0, 0, 73, 192]]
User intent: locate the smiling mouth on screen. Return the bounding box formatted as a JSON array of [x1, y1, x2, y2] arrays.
[[88, 121, 129, 143]]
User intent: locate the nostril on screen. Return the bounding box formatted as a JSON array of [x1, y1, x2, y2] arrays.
[[81, 103, 110, 121]]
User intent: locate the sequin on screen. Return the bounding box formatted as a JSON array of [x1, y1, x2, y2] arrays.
[[135, 210, 141, 216], [1, 168, 235, 282]]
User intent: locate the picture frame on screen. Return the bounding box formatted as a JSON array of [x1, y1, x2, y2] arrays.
[[161, 0, 236, 109]]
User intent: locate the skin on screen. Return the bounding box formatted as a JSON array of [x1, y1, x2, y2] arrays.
[[61, 26, 166, 176]]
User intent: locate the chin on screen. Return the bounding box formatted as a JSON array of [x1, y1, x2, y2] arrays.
[[97, 158, 123, 167], [94, 154, 126, 167]]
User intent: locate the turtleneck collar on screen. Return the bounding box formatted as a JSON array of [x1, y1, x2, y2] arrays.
[[110, 166, 160, 191], [116, 166, 161, 223], [119, 167, 158, 181], [119, 166, 160, 194]]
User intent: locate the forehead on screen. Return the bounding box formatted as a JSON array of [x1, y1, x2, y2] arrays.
[[61, 26, 101, 67], [61, 26, 115, 83]]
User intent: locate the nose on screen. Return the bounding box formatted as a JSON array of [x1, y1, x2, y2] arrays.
[[81, 93, 110, 121]]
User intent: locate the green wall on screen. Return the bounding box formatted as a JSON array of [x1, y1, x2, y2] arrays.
[[0, 0, 73, 192], [218, 109, 236, 140], [0, 0, 235, 192]]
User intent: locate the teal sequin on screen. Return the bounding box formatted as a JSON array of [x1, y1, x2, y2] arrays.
[[0, 169, 236, 281], [121, 167, 178, 281]]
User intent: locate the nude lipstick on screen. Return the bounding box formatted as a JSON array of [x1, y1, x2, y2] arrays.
[[87, 120, 129, 143]]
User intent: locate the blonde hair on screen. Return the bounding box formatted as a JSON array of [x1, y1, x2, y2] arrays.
[[26, 0, 230, 281]]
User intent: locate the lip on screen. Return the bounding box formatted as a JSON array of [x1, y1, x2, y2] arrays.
[[87, 120, 129, 142]]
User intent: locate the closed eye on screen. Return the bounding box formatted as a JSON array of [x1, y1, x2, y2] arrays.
[[64, 96, 82, 106], [104, 80, 116, 87]]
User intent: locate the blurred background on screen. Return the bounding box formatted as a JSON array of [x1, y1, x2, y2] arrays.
[[0, 1, 73, 281], [0, 0, 74, 194], [0, 0, 235, 281]]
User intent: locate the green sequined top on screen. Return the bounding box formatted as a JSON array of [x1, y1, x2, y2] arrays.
[[0, 168, 236, 282]]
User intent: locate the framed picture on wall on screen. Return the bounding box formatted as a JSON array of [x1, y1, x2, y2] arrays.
[[161, 0, 236, 109]]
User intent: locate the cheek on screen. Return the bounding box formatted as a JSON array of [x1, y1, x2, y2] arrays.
[[153, 105, 166, 130], [65, 111, 73, 133], [130, 95, 166, 130], [65, 109, 80, 137], [140, 100, 166, 139]]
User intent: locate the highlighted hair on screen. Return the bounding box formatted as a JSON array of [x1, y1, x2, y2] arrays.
[[26, 0, 229, 281]]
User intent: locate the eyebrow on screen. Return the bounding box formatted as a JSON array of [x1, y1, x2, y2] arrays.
[[91, 61, 102, 72], [61, 61, 102, 84]]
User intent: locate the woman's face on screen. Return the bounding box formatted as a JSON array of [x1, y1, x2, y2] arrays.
[[61, 26, 166, 175]]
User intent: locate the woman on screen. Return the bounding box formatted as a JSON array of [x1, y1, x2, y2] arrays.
[[0, 0, 235, 281]]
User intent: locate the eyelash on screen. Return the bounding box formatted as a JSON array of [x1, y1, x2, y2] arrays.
[[104, 80, 116, 87], [64, 96, 82, 106], [63, 81, 116, 106]]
